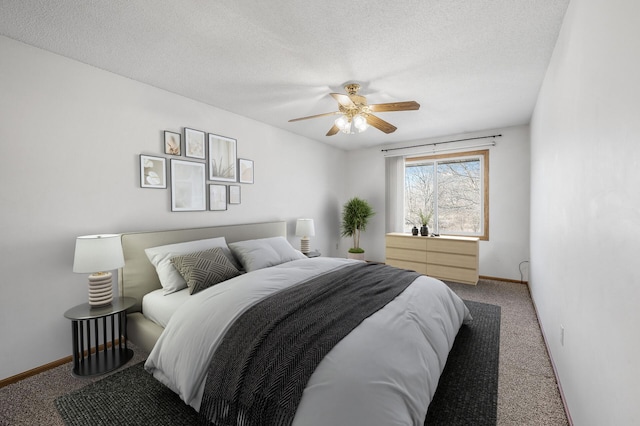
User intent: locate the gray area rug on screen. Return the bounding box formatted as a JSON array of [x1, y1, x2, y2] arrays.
[[55, 300, 499, 425], [54, 361, 199, 425], [425, 300, 500, 425]]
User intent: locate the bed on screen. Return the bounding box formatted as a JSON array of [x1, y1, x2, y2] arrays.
[[118, 221, 471, 425]]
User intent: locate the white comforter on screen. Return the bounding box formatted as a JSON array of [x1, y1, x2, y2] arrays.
[[145, 257, 470, 425]]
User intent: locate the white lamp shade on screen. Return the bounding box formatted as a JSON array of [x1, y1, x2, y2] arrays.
[[295, 219, 315, 237], [73, 234, 125, 273]]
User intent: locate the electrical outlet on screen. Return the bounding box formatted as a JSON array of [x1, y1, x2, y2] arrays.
[[560, 325, 565, 346]]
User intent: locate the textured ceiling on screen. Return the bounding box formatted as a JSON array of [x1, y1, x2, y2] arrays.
[[0, 0, 569, 150]]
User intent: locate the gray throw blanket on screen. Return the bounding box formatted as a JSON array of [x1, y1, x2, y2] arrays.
[[199, 262, 420, 426]]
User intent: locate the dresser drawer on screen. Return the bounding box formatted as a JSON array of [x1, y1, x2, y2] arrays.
[[385, 235, 428, 251], [427, 264, 478, 285], [385, 259, 428, 275], [386, 247, 426, 263], [427, 252, 478, 269], [427, 238, 478, 256]]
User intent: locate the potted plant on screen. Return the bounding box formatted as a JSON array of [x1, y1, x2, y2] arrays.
[[418, 210, 431, 236], [341, 197, 375, 260]]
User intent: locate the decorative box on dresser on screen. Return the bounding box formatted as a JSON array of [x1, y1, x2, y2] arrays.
[[385, 233, 479, 285]]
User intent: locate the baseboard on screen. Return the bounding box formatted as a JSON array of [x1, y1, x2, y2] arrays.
[[479, 275, 528, 285], [528, 289, 574, 426], [0, 355, 72, 388], [0, 339, 122, 389]]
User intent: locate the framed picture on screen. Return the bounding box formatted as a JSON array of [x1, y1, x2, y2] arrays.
[[184, 128, 206, 159], [164, 131, 181, 155], [170, 159, 206, 211], [238, 158, 254, 184], [209, 184, 227, 211], [208, 134, 237, 182], [229, 185, 241, 204], [140, 155, 166, 188]]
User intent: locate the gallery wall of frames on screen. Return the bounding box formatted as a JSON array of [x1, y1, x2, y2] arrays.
[[139, 128, 254, 212]]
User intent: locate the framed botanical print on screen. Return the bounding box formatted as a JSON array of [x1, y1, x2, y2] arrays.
[[164, 131, 181, 155], [170, 159, 206, 211], [209, 184, 227, 211], [238, 158, 254, 184], [229, 185, 241, 204], [208, 133, 237, 182], [140, 155, 167, 188], [184, 128, 206, 159]]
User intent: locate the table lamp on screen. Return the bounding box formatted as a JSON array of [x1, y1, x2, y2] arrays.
[[73, 234, 125, 307], [295, 219, 315, 254]]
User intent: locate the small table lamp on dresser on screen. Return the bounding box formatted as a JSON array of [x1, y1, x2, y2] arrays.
[[295, 219, 315, 254], [73, 234, 125, 306]]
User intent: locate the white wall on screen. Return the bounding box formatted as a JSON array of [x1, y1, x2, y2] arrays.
[[530, 0, 640, 423], [344, 126, 530, 281], [0, 36, 347, 381]]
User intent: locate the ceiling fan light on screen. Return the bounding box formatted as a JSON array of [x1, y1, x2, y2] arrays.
[[335, 115, 348, 131], [353, 114, 368, 132]]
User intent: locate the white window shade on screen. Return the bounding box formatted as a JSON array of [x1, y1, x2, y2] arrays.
[[385, 156, 405, 233]]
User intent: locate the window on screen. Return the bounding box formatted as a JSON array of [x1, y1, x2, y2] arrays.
[[404, 150, 489, 240]]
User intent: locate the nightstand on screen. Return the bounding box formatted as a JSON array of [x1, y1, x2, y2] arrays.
[[305, 250, 321, 258], [63, 296, 135, 377]]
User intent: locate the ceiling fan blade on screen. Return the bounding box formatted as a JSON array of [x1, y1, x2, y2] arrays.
[[289, 111, 340, 122], [326, 125, 340, 136], [368, 101, 420, 112], [330, 93, 355, 108], [366, 114, 397, 134]]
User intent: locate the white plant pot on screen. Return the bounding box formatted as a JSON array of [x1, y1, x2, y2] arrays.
[[347, 252, 365, 261]]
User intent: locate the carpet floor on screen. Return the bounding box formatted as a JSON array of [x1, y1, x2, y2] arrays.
[[445, 280, 569, 425]]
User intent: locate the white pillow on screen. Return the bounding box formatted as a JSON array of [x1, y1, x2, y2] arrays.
[[228, 236, 306, 272], [145, 237, 237, 295]]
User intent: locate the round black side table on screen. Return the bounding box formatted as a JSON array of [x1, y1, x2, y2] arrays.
[[63, 296, 135, 377]]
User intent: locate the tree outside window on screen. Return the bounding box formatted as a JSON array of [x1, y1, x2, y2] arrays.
[[404, 150, 488, 239]]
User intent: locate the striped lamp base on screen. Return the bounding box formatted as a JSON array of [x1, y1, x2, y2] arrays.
[[300, 238, 310, 254], [88, 272, 113, 307]]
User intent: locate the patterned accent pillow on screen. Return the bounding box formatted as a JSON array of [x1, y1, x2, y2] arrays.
[[170, 247, 241, 295], [144, 236, 239, 295]]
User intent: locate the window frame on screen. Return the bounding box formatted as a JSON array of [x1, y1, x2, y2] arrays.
[[405, 149, 489, 240]]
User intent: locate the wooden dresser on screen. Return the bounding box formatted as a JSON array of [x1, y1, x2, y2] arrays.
[[385, 233, 479, 285]]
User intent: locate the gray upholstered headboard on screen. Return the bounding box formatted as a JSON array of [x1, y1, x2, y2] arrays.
[[118, 221, 287, 312]]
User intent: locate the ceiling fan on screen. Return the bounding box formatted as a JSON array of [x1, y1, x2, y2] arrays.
[[289, 83, 420, 136]]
